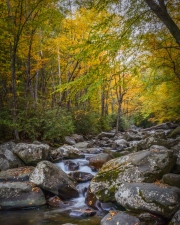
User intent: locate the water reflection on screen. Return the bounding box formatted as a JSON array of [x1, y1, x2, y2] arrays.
[[0, 207, 103, 225]]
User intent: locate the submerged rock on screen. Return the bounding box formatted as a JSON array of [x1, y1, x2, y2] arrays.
[[68, 171, 93, 182], [0, 181, 46, 209], [47, 195, 70, 207], [115, 182, 180, 219], [29, 161, 79, 199], [70, 208, 96, 217]]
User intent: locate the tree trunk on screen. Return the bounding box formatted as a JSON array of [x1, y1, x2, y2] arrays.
[[145, 0, 180, 46], [11, 46, 19, 140]]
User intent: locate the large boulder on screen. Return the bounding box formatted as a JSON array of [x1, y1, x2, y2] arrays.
[[115, 182, 180, 219], [13, 143, 50, 166], [0, 148, 24, 171], [0, 166, 34, 182], [89, 153, 112, 171], [90, 146, 176, 202], [29, 161, 79, 199], [50, 145, 84, 161], [0, 181, 46, 209]]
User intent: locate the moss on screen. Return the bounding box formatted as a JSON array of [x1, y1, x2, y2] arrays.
[[168, 126, 180, 138], [93, 168, 123, 183], [96, 185, 117, 202]]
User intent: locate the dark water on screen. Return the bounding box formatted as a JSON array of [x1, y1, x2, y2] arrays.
[[0, 207, 104, 225]]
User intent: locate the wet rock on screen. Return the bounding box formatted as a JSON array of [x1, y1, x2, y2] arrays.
[[0, 181, 46, 209], [97, 132, 115, 139], [64, 136, 76, 145], [0, 166, 34, 182], [47, 195, 70, 207], [68, 171, 93, 182], [124, 132, 142, 141], [70, 208, 96, 217], [89, 153, 112, 170], [100, 211, 140, 225], [50, 145, 84, 161], [144, 137, 170, 149], [71, 134, 84, 143], [142, 122, 178, 131], [169, 209, 180, 225], [85, 187, 101, 210], [172, 158, 180, 174], [0, 141, 16, 151], [29, 161, 79, 199], [73, 142, 90, 150], [64, 161, 79, 171], [0, 147, 24, 171], [84, 148, 102, 154], [143, 130, 167, 140], [13, 143, 50, 166], [162, 173, 180, 188], [112, 139, 128, 150], [115, 182, 180, 219], [90, 147, 176, 202]]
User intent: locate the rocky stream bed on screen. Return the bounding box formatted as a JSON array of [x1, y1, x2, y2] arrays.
[[0, 123, 180, 225]]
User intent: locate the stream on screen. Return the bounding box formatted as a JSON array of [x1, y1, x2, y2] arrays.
[[0, 154, 108, 225]]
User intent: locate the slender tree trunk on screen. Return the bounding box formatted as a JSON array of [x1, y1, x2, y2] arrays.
[[10, 45, 19, 140], [34, 70, 39, 103]]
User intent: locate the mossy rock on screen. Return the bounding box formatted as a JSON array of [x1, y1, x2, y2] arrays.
[[169, 126, 180, 138]]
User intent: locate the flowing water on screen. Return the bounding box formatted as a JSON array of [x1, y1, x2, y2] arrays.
[[0, 154, 107, 225]]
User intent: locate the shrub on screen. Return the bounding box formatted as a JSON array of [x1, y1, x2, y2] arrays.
[[73, 110, 112, 135]]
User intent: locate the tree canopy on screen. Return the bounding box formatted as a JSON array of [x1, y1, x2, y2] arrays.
[[0, 0, 179, 142]]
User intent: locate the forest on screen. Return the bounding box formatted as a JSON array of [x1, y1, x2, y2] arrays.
[[0, 0, 180, 143]]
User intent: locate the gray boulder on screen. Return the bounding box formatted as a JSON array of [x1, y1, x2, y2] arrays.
[[90, 146, 176, 202], [0, 181, 46, 209], [169, 209, 180, 225], [13, 143, 50, 166], [115, 182, 180, 219], [0, 141, 16, 151], [64, 136, 76, 145], [0, 148, 24, 171], [100, 211, 140, 225], [29, 161, 79, 199], [112, 139, 128, 150], [50, 145, 84, 161], [162, 173, 180, 188], [97, 132, 115, 139], [0, 166, 34, 182]]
